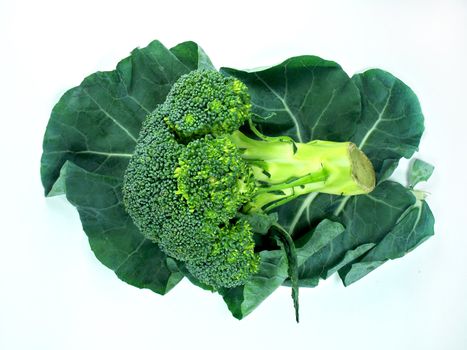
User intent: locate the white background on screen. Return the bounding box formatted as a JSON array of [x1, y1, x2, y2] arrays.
[[1, 0, 466, 349]]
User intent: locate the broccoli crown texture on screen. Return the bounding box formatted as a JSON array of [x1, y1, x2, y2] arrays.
[[162, 70, 251, 140], [123, 69, 375, 289], [122, 110, 213, 262], [175, 135, 256, 223], [186, 220, 260, 288]]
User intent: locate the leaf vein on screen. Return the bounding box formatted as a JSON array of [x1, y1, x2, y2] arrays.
[[82, 89, 138, 142], [254, 72, 303, 142]]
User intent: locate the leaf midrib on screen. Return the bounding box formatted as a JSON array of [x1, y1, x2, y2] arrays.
[[254, 72, 303, 143], [358, 80, 395, 149]]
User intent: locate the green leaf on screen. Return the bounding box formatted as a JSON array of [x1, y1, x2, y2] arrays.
[[170, 41, 215, 71], [295, 182, 415, 282], [295, 219, 345, 264], [41, 40, 214, 293], [324, 243, 376, 279], [63, 162, 183, 294], [339, 197, 435, 286], [221, 55, 361, 143], [283, 219, 345, 287], [290, 181, 435, 288], [41, 40, 209, 196], [220, 250, 288, 320], [378, 159, 401, 184], [408, 159, 435, 188], [351, 69, 425, 180], [221, 219, 345, 319], [237, 212, 278, 234]]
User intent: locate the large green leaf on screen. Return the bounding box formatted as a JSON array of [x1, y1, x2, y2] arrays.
[[170, 41, 215, 71], [287, 71, 429, 285], [221, 250, 288, 320], [340, 198, 434, 286], [221, 56, 361, 143], [337, 159, 435, 286], [41, 40, 213, 196], [293, 181, 435, 284], [63, 161, 183, 294], [351, 69, 425, 180], [41, 40, 214, 294]]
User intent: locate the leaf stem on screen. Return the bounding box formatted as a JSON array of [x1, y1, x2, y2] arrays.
[[269, 223, 299, 323]]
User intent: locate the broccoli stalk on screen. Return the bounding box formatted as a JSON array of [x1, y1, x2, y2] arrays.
[[229, 126, 375, 213]]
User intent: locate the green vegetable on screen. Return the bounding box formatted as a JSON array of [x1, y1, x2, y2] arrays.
[[122, 69, 375, 291], [41, 40, 435, 321]]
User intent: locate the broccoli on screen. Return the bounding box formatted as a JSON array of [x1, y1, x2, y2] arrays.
[[122, 69, 375, 289]]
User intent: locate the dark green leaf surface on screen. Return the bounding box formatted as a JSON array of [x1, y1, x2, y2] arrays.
[[221, 56, 361, 143], [170, 41, 215, 71], [351, 69, 425, 180], [63, 162, 183, 294], [295, 219, 345, 266], [324, 243, 375, 279], [340, 198, 434, 285], [220, 250, 288, 320], [41, 40, 210, 196], [294, 182, 416, 283]]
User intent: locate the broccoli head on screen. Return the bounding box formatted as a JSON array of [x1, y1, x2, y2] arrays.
[[122, 69, 376, 289]]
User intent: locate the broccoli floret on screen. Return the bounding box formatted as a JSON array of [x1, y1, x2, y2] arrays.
[[122, 69, 376, 289], [162, 70, 251, 140], [186, 220, 260, 288], [175, 135, 256, 222]]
